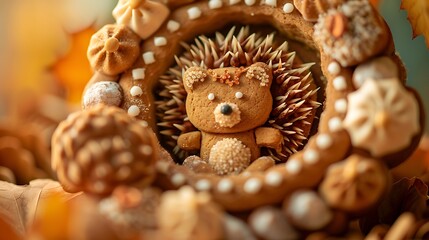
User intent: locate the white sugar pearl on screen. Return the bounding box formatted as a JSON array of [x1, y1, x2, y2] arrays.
[[335, 99, 348, 113], [195, 179, 211, 191], [333, 76, 347, 91], [209, 0, 223, 9], [245, 0, 256, 6], [187, 7, 202, 20], [142, 52, 155, 65], [154, 36, 167, 46], [316, 134, 333, 149], [264, 0, 277, 7], [167, 20, 180, 32], [328, 62, 341, 75], [208, 93, 215, 101], [285, 159, 302, 174], [303, 149, 319, 164], [244, 178, 262, 194], [132, 68, 145, 80], [265, 171, 283, 187], [283, 3, 294, 13], [217, 178, 234, 193], [130, 86, 143, 97], [229, 0, 240, 5], [328, 117, 343, 132], [235, 92, 243, 99], [128, 105, 140, 117], [171, 173, 186, 186]]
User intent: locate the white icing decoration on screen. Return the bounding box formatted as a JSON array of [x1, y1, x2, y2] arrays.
[[187, 7, 202, 20], [214, 103, 241, 128], [217, 178, 234, 193], [265, 171, 283, 187], [353, 57, 399, 88], [209, 0, 223, 9], [343, 78, 420, 157], [264, 0, 277, 7], [244, 0, 256, 6], [333, 76, 347, 91], [130, 86, 143, 97], [195, 179, 211, 191], [328, 117, 343, 132], [328, 62, 341, 75], [316, 134, 333, 150], [128, 105, 140, 116], [132, 68, 145, 80], [335, 99, 348, 113], [285, 159, 302, 174], [283, 3, 294, 13], [229, 0, 241, 5], [154, 36, 167, 46], [244, 178, 262, 194], [142, 52, 155, 64], [208, 93, 215, 101], [235, 92, 243, 99], [303, 149, 319, 164], [112, 0, 170, 39], [167, 20, 180, 32], [171, 173, 186, 186]]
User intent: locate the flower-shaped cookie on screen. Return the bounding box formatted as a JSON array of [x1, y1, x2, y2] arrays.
[[87, 24, 140, 76], [112, 0, 169, 39], [343, 78, 420, 157], [319, 155, 389, 214]]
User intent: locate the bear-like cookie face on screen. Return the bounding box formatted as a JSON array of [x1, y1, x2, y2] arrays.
[[183, 62, 273, 134]]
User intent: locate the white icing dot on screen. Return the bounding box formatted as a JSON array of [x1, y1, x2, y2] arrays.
[[217, 178, 234, 193], [128, 105, 140, 117], [316, 134, 333, 150], [130, 86, 143, 97], [171, 173, 186, 186], [264, 0, 277, 7], [333, 76, 347, 91], [244, 178, 262, 194], [303, 149, 319, 164], [265, 171, 283, 187], [167, 20, 180, 32], [195, 179, 211, 191], [283, 3, 294, 13], [229, 0, 241, 5], [142, 52, 155, 65], [132, 68, 145, 80], [208, 93, 215, 101], [328, 117, 343, 132], [140, 120, 148, 127], [187, 7, 202, 20], [244, 0, 256, 6], [141, 145, 153, 155], [154, 36, 167, 47], [328, 62, 341, 75], [335, 99, 348, 113], [235, 92, 243, 99], [285, 159, 302, 175], [209, 0, 223, 9]]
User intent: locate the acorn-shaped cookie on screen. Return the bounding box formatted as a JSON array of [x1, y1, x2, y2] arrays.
[[51, 105, 158, 195]]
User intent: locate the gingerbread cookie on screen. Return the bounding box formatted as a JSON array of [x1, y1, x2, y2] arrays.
[[53, 0, 426, 237]]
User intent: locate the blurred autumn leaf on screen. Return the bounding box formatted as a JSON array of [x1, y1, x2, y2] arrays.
[[401, 0, 429, 48], [52, 27, 96, 104]]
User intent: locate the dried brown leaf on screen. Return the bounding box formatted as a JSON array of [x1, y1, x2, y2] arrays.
[[401, 0, 429, 48]]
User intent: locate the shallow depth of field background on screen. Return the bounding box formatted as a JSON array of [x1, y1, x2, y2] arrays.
[[0, 0, 427, 132]]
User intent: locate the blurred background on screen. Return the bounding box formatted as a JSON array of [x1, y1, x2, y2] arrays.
[[0, 0, 427, 131]]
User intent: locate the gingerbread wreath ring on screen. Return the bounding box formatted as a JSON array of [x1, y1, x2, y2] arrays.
[[55, 0, 424, 215]]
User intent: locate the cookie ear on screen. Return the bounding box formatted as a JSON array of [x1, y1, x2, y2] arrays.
[[183, 66, 208, 93], [246, 62, 273, 88]]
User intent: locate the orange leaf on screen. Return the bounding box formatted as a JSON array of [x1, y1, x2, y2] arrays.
[[52, 27, 96, 104], [401, 0, 429, 48]]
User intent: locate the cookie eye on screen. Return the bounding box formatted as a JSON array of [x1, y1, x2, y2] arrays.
[[208, 93, 215, 101], [235, 92, 243, 99]]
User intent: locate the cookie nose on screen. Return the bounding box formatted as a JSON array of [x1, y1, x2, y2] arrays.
[[221, 104, 233, 115]]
